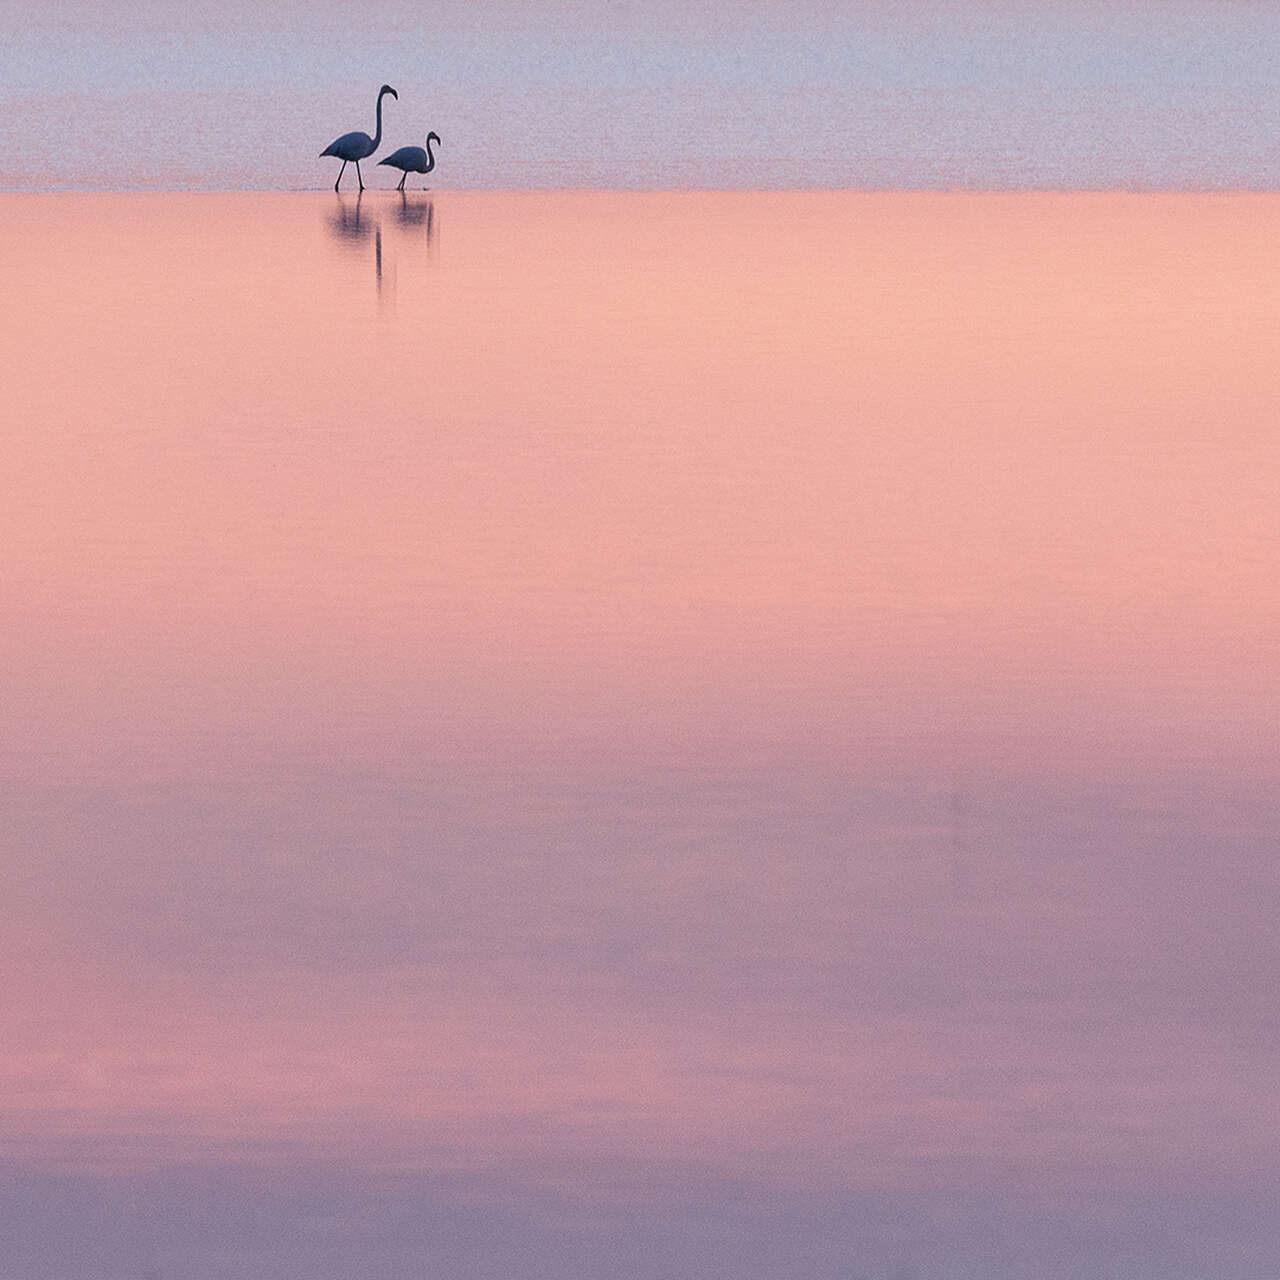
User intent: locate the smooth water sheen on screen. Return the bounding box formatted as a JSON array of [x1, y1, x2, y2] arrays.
[[3, 191, 1279, 1279]]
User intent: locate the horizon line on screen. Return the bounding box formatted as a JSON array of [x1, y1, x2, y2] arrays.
[[7, 184, 1280, 196]]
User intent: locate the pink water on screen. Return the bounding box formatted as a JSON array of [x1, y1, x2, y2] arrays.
[[3, 191, 1278, 1278]]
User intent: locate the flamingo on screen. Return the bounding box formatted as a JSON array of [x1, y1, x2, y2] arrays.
[[378, 132, 441, 190], [320, 85, 398, 192]]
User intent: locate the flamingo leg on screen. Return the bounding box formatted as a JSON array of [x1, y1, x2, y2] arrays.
[[397, 171, 407, 191], [334, 160, 346, 193], [356, 160, 364, 191]]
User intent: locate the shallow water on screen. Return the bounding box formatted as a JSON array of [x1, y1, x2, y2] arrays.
[[3, 191, 1280, 1279]]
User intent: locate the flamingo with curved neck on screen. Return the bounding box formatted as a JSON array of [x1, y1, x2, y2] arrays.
[[378, 131, 442, 191], [320, 85, 398, 192]]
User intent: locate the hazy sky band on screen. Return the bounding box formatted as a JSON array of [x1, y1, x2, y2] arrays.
[[5, 0, 1280, 187], [9, 1, 1280, 92]]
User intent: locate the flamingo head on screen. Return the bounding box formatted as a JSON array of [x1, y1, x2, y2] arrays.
[[427, 131, 441, 145], [380, 84, 398, 99]]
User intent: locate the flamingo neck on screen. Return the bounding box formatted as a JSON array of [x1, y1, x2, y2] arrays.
[[370, 91, 388, 153], [424, 136, 436, 173]]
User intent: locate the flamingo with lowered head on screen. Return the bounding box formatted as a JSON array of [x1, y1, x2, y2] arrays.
[[321, 85, 398, 192], [379, 132, 441, 190]]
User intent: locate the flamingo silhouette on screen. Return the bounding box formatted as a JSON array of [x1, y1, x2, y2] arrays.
[[321, 85, 398, 192], [378, 132, 441, 190]]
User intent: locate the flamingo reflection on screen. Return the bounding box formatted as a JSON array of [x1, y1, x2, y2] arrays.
[[324, 193, 437, 297]]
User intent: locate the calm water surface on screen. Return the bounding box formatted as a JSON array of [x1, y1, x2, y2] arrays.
[[3, 191, 1279, 1279]]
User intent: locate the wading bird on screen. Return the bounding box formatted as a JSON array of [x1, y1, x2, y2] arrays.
[[378, 132, 441, 190], [321, 85, 398, 192]]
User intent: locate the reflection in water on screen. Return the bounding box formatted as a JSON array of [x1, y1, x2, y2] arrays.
[[325, 191, 436, 297], [395, 192, 435, 233], [327, 191, 374, 241]]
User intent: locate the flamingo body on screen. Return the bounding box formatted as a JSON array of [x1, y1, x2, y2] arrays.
[[379, 133, 440, 189], [321, 85, 398, 191], [322, 131, 378, 162]]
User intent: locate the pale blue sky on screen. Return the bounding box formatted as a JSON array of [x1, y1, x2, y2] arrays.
[[4, 0, 1280, 186]]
